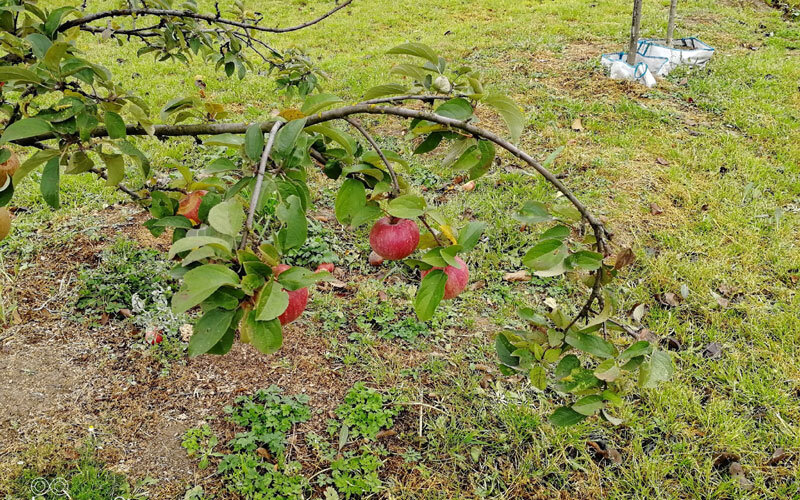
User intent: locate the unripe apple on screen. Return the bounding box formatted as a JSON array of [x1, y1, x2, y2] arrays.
[[369, 217, 420, 260], [368, 251, 384, 267], [273, 264, 309, 326], [315, 263, 335, 273], [145, 327, 163, 345], [177, 190, 208, 225], [0, 207, 10, 241], [421, 256, 469, 300]]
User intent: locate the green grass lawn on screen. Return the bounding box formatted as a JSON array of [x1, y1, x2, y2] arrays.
[[3, 0, 800, 498]]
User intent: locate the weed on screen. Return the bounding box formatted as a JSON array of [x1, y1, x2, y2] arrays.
[[75, 237, 174, 315], [181, 425, 222, 470], [328, 382, 398, 441], [224, 386, 312, 456]]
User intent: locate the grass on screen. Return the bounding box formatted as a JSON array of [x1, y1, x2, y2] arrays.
[[3, 0, 799, 498]]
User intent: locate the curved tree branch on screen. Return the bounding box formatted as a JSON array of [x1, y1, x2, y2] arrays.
[[58, 0, 354, 34], [241, 121, 282, 250]]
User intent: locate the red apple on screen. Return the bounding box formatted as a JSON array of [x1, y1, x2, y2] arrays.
[[369, 217, 420, 260], [421, 256, 469, 300], [368, 251, 384, 267], [315, 263, 335, 273], [177, 190, 208, 225], [273, 264, 309, 326], [145, 328, 163, 345]]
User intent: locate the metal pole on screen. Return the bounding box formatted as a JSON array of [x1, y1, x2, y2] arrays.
[[626, 0, 643, 65], [666, 0, 678, 45]]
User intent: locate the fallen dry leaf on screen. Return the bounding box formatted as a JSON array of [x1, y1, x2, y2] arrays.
[[703, 342, 723, 359], [376, 430, 397, 440], [503, 270, 531, 282], [468, 280, 486, 291], [657, 292, 682, 307], [766, 448, 789, 466], [729, 462, 753, 490], [636, 328, 658, 342], [571, 117, 584, 132], [461, 180, 476, 192], [656, 157, 670, 166], [614, 248, 636, 270], [631, 303, 647, 323], [587, 441, 623, 465], [650, 203, 664, 215], [661, 336, 683, 351], [119, 308, 133, 318]]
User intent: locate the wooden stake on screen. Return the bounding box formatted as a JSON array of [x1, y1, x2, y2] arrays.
[[666, 0, 678, 45], [626, 0, 643, 65]]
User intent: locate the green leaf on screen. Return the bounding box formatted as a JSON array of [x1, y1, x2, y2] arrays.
[[549, 406, 587, 427], [0, 118, 52, 144], [207, 199, 244, 236], [350, 204, 381, 229], [390, 63, 429, 83], [638, 350, 673, 389], [0, 66, 42, 84], [254, 281, 290, 322], [513, 201, 553, 224], [172, 264, 240, 314], [44, 6, 77, 37], [540, 225, 570, 241], [542, 146, 565, 168], [566, 332, 619, 359], [204, 157, 237, 173], [387, 194, 426, 219], [594, 358, 621, 382], [434, 98, 473, 121], [496, 333, 520, 368], [413, 133, 444, 155], [306, 124, 356, 156], [168, 236, 231, 259], [529, 365, 546, 390], [66, 151, 94, 174], [300, 93, 343, 115], [619, 341, 652, 362], [91, 151, 120, 185], [40, 158, 60, 209], [246, 314, 283, 355], [523, 239, 567, 271], [482, 94, 525, 142], [204, 133, 245, 147], [188, 308, 237, 357], [43, 42, 70, 70], [363, 83, 408, 100], [566, 250, 603, 271], [24, 34, 52, 60], [13, 149, 60, 185], [555, 354, 581, 379], [457, 221, 486, 252], [572, 395, 605, 416], [414, 269, 447, 321], [273, 118, 307, 159], [276, 195, 307, 251], [277, 267, 330, 291], [150, 216, 194, 229], [334, 178, 366, 224], [244, 123, 264, 162], [387, 42, 439, 66], [469, 140, 495, 180]]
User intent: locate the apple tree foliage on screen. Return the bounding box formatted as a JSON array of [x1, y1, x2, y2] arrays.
[[0, 0, 672, 426]]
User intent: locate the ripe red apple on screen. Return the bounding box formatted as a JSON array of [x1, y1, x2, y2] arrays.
[[145, 328, 163, 345], [273, 264, 309, 326], [369, 217, 420, 260], [421, 256, 469, 300], [315, 263, 335, 273], [177, 190, 208, 225], [368, 251, 384, 267]]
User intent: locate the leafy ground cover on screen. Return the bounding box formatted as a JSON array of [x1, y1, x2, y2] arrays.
[[1, 0, 798, 498]]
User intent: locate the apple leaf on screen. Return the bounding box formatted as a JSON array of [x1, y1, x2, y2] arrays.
[[244, 123, 264, 161], [572, 395, 605, 416], [246, 313, 283, 355], [172, 264, 240, 313], [638, 350, 674, 389], [188, 307, 237, 357], [40, 157, 60, 209], [513, 201, 553, 224], [254, 281, 290, 322], [208, 199, 244, 236], [414, 269, 447, 321], [335, 178, 366, 224], [565, 332, 619, 359], [168, 236, 231, 259], [387, 194, 426, 219], [549, 406, 588, 427], [0, 117, 52, 144]]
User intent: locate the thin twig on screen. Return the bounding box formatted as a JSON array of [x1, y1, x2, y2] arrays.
[[240, 121, 282, 250], [59, 1, 354, 34], [344, 117, 400, 197], [418, 214, 443, 246], [89, 168, 142, 201]]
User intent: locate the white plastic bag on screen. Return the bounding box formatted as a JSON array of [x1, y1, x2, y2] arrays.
[[600, 52, 662, 87], [637, 37, 715, 73]]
